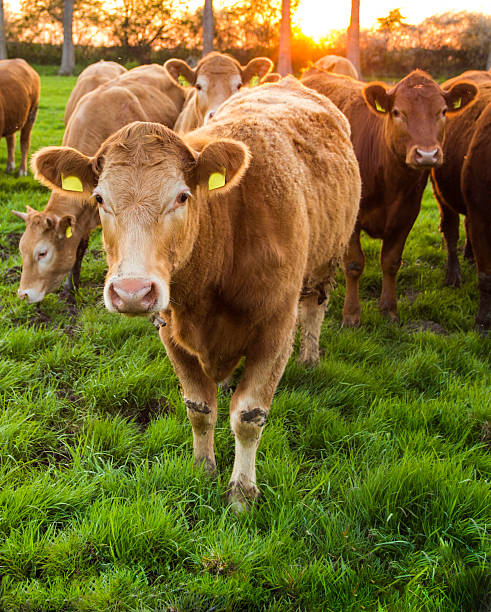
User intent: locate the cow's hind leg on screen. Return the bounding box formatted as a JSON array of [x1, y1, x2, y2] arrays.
[[298, 286, 329, 367], [19, 106, 38, 177], [159, 324, 218, 474], [6, 134, 15, 173], [342, 224, 365, 326], [439, 202, 462, 287], [463, 216, 474, 263], [228, 305, 297, 512]]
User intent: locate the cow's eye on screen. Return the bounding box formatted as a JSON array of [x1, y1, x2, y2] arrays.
[[392, 108, 400, 118], [237, 82, 242, 90], [196, 83, 202, 91], [441, 108, 447, 117], [95, 194, 103, 205], [37, 249, 47, 260], [177, 192, 189, 205]]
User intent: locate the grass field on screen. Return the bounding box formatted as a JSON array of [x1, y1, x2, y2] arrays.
[[0, 74, 489, 611]]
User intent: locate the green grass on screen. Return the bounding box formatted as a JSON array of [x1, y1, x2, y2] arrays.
[[0, 74, 490, 612]]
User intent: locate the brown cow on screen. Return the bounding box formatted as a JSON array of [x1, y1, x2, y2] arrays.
[[164, 52, 273, 132], [64, 60, 127, 125], [302, 69, 478, 325], [0, 58, 40, 176], [13, 65, 185, 303], [31, 77, 361, 510], [303, 55, 359, 79], [431, 70, 491, 333]]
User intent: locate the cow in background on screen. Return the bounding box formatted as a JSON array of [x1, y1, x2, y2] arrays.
[[302, 69, 477, 325], [303, 55, 359, 79], [31, 78, 360, 510], [165, 52, 273, 132], [0, 59, 40, 176], [431, 70, 491, 333], [13, 65, 185, 304], [64, 60, 127, 124]]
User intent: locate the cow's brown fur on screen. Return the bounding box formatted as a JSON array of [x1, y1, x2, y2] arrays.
[[64, 60, 127, 125], [14, 64, 185, 303], [303, 55, 359, 79], [32, 77, 361, 510], [431, 70, 491, 332], [165, 52, 273, 133], [302, 69, 478, 325], [0, 59, 40, 176]]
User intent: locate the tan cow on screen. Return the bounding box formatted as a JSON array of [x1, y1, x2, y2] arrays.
[[32, 77, 361, 511], [0, 58, 40, 176], [303, 55, 359, 80], [164, 52, 273, 132], [13, 64, 185, 303], [64, 60, 127, 125]]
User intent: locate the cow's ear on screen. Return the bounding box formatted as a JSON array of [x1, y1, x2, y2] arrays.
[[363, 83, 391, 115], [261, 73, 282, 84], [196, 138, 251, 195], [31, 146, 98, 197], [55, 214, 77, 239], [242, 57, 273, 84], [444, 81, 478, 114], [164, 59, 196, 87]]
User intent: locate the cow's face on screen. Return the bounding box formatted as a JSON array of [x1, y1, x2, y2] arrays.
[[363, 71, 477, 169], [13, 199, 79, 303], [31, 122, 250, 315], [165, 53, 273, 125]]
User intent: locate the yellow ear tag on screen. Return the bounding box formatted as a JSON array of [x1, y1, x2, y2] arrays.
[[178, 74, 190, 87], [208, 169, 226, 191], [65, 225, 72, 238], [249, 74, 260, 87], [375, 100, 386, 113], [61, 174, 83, 192], [453, 97, 462, 109]]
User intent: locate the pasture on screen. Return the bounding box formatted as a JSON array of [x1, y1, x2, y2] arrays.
[[0, 73, 489, 611]]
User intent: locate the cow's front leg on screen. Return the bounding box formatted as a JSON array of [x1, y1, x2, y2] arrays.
[[228, 308, 296, 512], [159, 324, 218, 474], [298, 290, 328, 366], [342, 224, 365, 326], [6, 134, 15, 173], [379, 222, 413, 323]]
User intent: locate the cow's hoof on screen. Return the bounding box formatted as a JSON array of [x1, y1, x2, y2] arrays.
[[445, 270, 461, 288], [193, 456, 217, 478], [474, 318, 490, 337], [17, 168, 27, 177], [342, 314, 360, 327], [5, 165, 15, 174], [227, 478, 259, 514], [297, 352, 319, 368]]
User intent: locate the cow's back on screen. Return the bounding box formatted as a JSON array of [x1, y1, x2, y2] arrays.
[[0, 59, 40, 135], [64, 61, 127, 124], [314, 55, 359, 79], [190, 77, 360, 287]]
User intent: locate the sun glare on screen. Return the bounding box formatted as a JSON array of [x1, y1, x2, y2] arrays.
[[294, 1, 351, 42]]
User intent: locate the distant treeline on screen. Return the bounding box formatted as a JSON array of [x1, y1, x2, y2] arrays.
[[6, 6, 491, 78]]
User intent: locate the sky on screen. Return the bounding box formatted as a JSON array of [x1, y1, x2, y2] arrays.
[[5, 0, 491, 42]]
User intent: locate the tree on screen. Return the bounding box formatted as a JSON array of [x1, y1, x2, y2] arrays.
[[0, 0, 7, 59], [202, 0, 213, 56], [278, 0, 292, 75], [347, 0, 361, 76], [59, 0, 75, 75]]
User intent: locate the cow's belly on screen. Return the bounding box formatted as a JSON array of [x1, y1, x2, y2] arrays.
[[358, 197, 388, 239]]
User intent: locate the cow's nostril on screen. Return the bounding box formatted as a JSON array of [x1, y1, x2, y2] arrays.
[[109, 279, 158, 312], [415, 148, 439, 165]]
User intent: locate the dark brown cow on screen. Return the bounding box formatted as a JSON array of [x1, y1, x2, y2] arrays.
[[0, 59, 40, 176], [13, 65, 185, 303], [431, 70, 491, 333], [31, 78, 361, 510], [302, 69, 478, 325]]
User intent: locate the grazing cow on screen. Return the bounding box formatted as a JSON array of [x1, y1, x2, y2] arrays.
[[431, 70, 491, 333], [303, 55, 359, 79], [302, 69, 478, 325], [64, 60, 127, 125], [31, 77, 361, 510], [13, 65, 185, 303], [164, 52, 273, 132], [0, 58, 40, 176]]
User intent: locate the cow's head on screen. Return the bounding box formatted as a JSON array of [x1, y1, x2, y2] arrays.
[[31, 122, 250, 315], [363, 70, 477, 169], [165, 52, 273, 125], [12, 195, 92, 303]]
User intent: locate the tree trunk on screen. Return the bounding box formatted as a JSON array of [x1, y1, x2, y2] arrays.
[[59, 0, 75, 76], [347, 0, 361, 77], [487, 43, 491, 70], [0, 0, 7, 60], [202, 0, 214, 57], [278, 0, 292, 76]]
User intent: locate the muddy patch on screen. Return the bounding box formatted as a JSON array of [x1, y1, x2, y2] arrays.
[[132, 396, 176, 427], [0, 231, 20, 261], [402, 289, 422, 305], [3, 265, 21, 284], [404, 320, 448, 335]]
